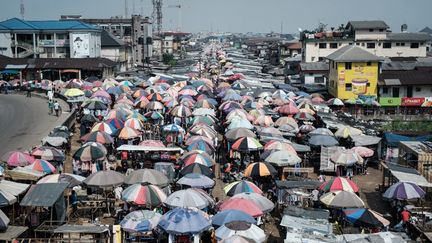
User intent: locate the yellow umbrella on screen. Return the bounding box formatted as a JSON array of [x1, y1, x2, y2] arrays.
[[334, 126, 363, 139], [64, 88, 84, 97]]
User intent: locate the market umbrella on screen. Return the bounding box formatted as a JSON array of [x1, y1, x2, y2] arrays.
[[343, 208, 390, 228], [330, 149, 364, 166], [277, 103, 299, 115], [309, 128, 334, 136], [124, 118, 144, 130], [193, 108, 216, 116], [187, 140, 215, 154], [219, 198, 263, 217], [319, 177, 359, 193], [177, 173, 215, 189], [220, 235, 255, 243], [73, 142, 107, 162], [82, 99, 107, 110], [225, 128, 256, 141], [299, 124, 316, 133], [91, 122, 116, 135], [121, 184, 167, 207], [81, 114, 99, 124], [264, 150, 301, 167], [383, 182, 426, 200], [170, 105, 192, 117], [320, 191, 365, 208], [180, 163, 214, 178], [212, 210, 256, 227], [139, 140, 165, 147], [84, 170, 124, 188], [146, 101, 164, 111], [244, 162, 277, 178], [31, 146, 65, 162], [334, 126, 363, 139], [308, 135, 339, 147], [264, 141, 297, 154], [232, 192, 274, 213], [25, 159, 56, 174], [115, 127, 141, 140], [158, 207, 211, 235], [216, 221, 266, 243], [1, 151, 35, 167], [189, 116, 216, 126], [121, 210, 162, 233], [253, 115, 274, 127], [327, 98, 344, 106], [351, 147, 374, 157], [37, 173, 85, 188], [180, 151, 215, 167], [164, 188, 212, 209], [294, 112, 315, 121], [80, 131, 114, 144], [231, 137, 263, 152], [274, 116, 297, 127], [124, 169, 169, 187], [227, 118, 254, 131], [0, 209, 10, 231], [64, 88, 84, 97], [185, 135, 214, 146], [223, 180, 263, 196]]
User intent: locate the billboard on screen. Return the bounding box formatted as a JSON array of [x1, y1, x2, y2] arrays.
[[379, 97, 401, 106], [401, 97, 425, 106], [71, 33, 89, 58]]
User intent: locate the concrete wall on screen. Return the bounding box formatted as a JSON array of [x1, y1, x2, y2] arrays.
[[0, 34, 13, 57], [354, 30, 387, 40], [379, 85, 432, 98]]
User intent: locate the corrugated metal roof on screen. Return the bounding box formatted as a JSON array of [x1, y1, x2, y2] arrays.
[[0, 18, 100, 31], [387, 32, 431, 42], [347, 20, 389, 30], [300, 62, 329, 71], [326, 45, 382, 62], [20, 183, 68, 207]]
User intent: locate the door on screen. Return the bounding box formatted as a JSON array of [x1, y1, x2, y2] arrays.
[[407, 86, 413, 97], [392, 87, 400, 98]]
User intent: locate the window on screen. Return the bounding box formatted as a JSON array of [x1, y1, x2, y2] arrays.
[[57, 34, 65, 39], [366, 62, 372, 66], [366, 83, 370, 87], [318, 57, 324, 61], [411, 43, 419, 48], [356, 43, 360, 46], [379, 29, 384, 32], [319, 43, 327, 49], [361, 43, 365, 46], [345, 83, 352, 91], [369, 29, 374, 32], [382, 87, 388, 94], [349, 43, 353, 45], [396, 42, 405, 46], [315, 76, 325, 84], [383, 42, 392, 49], [332, 61, 335, 69], [345, 62, 352, 70], [367, 43, 375, 49], [330, 43, 338, 49], [311, 57, 315, 61], [415, 87, 422, 92]]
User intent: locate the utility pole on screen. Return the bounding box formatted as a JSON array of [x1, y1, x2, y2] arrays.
[[152, 0, 162, 35], [124, 0, 128, 18], [20, 0, 25, 19]]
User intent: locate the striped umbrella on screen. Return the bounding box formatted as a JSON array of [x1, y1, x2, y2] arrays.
[[319, 177, 359, 193], [219, 198, 263, 217], [225, 128, 256, 141], [231, 137, 263, 152], [81, 131, 114, 144], [124, 118, 144, 130], [277, 103, 299, 115], [244, 162, 277, 178], [164, 188, 212, 209], [180, 151, 215, 167], [180, 163, 214, 178], [25, 159, 56, 174], [82, 99, 107, 110], [115, 127, 141, 140], [294, 112, 315, 121], [146, 101, 164, 111], [189, 124, 217, 138], [121, 210, 162, 233], [37, 173, 85, 187], [31, 146, 65, 162], [187, 140, 215, 154], [170, 105, 192, 118], [179, 88, 198, 96], [327, 98, 344, 106], [383, 182, 425, 200], [147, 93, 163, 101], [73, 142, 107, 162], [274, 116, 297, 127], [264, 141, 297, 155], [126, 112, 146, 122], [135, 97, 150, 108], [194, 99, 215, 109], [343, 208, 390, 228], [105, 118, 124, 130], [122, 184, 167, 207], [185, 136, 214, 146], [105, 109, 129, 121], [189, 116, 216, 126], [253, 115, 274, 127], [91, 122, 116, 135], [299, 124, 316, 133], [1, 151, 35, 167], [330, 149, 364, 166], [144, 111, 164, 120], [320, 191, 365, 208], [223, 180, 263, 196], [264, 151, 301, 167], [132, 89, 148, 98]]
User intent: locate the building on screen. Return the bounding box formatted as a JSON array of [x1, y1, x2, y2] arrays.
[[62, 15, 153, 67], [378, 58, 432, 107], [302, 20, 431, 62], [0, 18, 101, 59], [100, 30, 129, 72], [327, 45, 382, 100], [280, 42, 302, 59], [299, 62, 328, 85]]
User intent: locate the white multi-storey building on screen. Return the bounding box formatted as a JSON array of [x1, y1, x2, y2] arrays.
[[302, 20, 431, 62]]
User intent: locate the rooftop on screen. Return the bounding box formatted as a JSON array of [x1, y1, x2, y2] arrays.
[[387, 32, 431, 42], [101, 30, 124, 47], [0, 18, 100, 32], [300, 62, 329, 71], [346, 20, 389, 30], [326, 45, 382, 62]]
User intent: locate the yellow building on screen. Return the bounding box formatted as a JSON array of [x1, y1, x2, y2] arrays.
[[327, 45, 382, 100]]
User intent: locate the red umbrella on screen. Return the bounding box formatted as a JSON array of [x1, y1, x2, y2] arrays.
[[319, 177, 359, 193], [1, 151, 35, 167], [277, 103, 299, 115], [219, 198, 263, 217]]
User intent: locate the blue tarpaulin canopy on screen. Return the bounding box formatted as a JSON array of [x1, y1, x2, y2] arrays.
[[384, 132, 432, 147]]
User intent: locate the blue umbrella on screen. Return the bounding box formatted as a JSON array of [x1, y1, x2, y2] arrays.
[[158, 207, 211, 235], [383, 182, 425, 200], [107, 86, 123, 95], [211, 209, 256, 228]]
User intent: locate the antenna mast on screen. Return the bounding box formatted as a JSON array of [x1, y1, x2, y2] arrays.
[[20, 0, 25, 19]]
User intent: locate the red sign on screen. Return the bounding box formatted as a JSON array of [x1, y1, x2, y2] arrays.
[[401, 97, 425, 106]]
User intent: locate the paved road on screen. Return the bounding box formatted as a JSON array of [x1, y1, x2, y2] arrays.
[[0, 94, 69, 157]]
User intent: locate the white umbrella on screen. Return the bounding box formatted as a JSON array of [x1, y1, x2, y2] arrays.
[[216, 221, 266, 243]]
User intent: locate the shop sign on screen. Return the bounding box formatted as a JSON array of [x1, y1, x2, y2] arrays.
[[379, 97, 401, 106], [401, 97, 425, 106]]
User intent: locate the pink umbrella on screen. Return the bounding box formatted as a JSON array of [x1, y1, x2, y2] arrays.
[[351, 147, 374, 157], [219, 198, 263, 217], [1, 151, 35, 167], [277, 102, 299, 115]]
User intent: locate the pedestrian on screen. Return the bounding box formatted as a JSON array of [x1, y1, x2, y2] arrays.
[[48, 100, 54, 115], [47, 89, 54, 100], [54, 100, 60, 117], [26, 86, 31, 97]]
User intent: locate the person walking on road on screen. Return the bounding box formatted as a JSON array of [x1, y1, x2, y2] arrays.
[[54, 100, 61, 117], [26, 86, 32, 97], [48, 100, 54, 115]]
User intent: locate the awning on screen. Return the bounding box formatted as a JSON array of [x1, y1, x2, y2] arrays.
[[61, 69, 80, 73], [351, 135, 382, 146], [5, 64, 27, 70], [20, 183, 68, 207], [116, 144, 184, 153], [280, 214, 332, 234], [386, 163, 432, 187], [54, 224, 109, 234], [275, 180, 321, 189], [283, 205, 330, 220], [0, 70, 20, 74], [0, 226, 28, 240], [0, 180, 29, 196]]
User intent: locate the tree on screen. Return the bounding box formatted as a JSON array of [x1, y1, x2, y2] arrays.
[[162, 53, 176, 66]]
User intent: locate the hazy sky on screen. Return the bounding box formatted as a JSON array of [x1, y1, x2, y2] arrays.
[[1, 0, 431, 34]]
